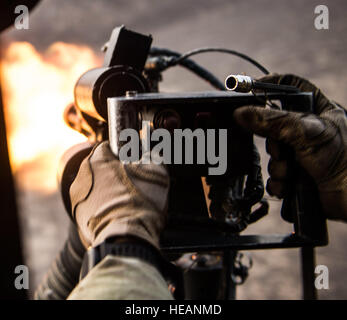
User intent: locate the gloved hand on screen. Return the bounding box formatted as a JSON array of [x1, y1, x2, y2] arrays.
[[69, 141, 170, 249], [233, 74, 347, 221]]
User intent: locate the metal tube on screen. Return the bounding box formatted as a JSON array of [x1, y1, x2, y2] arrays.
[[225, 74, 299, 93], [225, 75, 253, 92], [301, 247, 317, 300]]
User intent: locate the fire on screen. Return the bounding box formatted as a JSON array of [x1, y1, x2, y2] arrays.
[[1, 42, 101, 192]]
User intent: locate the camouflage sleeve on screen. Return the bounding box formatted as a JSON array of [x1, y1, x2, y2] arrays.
[[67, 255, 174, 300], [335, 102, 347, 115]]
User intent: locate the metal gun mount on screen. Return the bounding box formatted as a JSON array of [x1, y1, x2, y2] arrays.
[[58, 25, 328, 299], [108, 90, 327, 251], [108, 90, 328, 299]]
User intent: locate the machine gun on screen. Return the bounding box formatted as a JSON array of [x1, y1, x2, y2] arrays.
[[53, 25, 328, 300]]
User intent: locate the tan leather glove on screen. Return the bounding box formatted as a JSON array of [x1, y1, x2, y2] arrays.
[[233, 74, 347, 221], [69, 141, 170, 249]]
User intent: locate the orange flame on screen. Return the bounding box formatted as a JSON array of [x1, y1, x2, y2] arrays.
[[1, 42, 101, 192]]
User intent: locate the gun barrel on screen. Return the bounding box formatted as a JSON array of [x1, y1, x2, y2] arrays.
[[225, 74, 300, 93], [74, 66, 148, 121], [225, 75, 253, 92]]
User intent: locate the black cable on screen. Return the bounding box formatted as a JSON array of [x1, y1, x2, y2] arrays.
[[149, 47, 180, 57], [169, 47, 270, 75], [149, 47, 270, 90], [149, 47, 225, 90], [180, 58, 225, 90]]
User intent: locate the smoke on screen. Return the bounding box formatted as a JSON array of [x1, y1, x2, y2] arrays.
[[1, 41, 101, 191]]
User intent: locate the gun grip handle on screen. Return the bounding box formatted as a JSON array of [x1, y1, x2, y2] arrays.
[[280, 145, 327, 243]]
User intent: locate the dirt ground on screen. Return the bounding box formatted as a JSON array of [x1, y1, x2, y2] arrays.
[[3, 0, 347, 299]]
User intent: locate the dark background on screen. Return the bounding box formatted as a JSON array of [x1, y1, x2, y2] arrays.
[[2, 0, 347, 299]]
